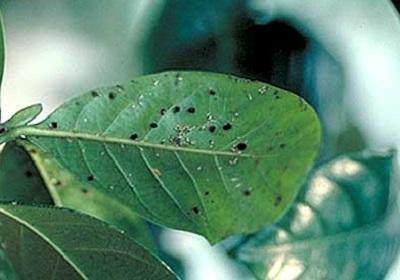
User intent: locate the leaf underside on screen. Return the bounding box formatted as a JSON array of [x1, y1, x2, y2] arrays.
[[0, 247, 17, 280], [0, 141, 156, 251], [230, 151, 400, 279], [12, 71, 320, 243], [0, 204, 176, 280], [0, 142, 52, 204]]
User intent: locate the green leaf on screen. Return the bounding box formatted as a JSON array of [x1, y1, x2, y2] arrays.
[[0, 247, 17, 280], [0, 10, 4, 89], [0, 142, 52, 204], [2, 71, 321, 243], [26, 141, 156, 250], [0, 141, 156, 251], [229, 150, 400, 279], [0, 204, 176, 279], [3, 104, 43, 128], [0, 10, 5, 121]]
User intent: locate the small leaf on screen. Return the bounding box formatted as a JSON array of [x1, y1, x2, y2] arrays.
[[0, 204, 176, 279], [3, 71, 321, 243], [3, 103, 42, 128], [0, 141, 156, 250], [229, 150, 400, 279]]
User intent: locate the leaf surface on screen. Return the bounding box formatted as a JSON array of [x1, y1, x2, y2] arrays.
[[229, 151, 400, 279], [0, 204, 176, 280], [0, 10, 4, 90], [0, 10, 5, 120], [5, 71, 321, 243], [0, 247, 17, 280], [0, 142, 52, 204], [0, 141, 155, 250]]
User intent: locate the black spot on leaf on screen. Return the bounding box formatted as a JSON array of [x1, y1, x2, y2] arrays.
[[49, 122, 58, 129], [243, 188, 252, 196], [160, 108, 166, 115], [108, 92, 116, 100], [150, 123, 158, 128], [209, 89, 216, 96], [0, 127, 6, 134], [129, 134, 138, 140], [204, 191, 210, 196], [209, 125, 216, 133], [279, 143, 286, 149], [187, 107, 196, 113], [236, 143, 247, 151], [53, 180, 62, 187], [192, 206, 200, 215], [91, 91, 99, 97], [173, 106, 181, 113], [223, 123, 232, 130], [25, 171, 33, 178], [87, 175, 95, 181], [274, 195, 282, 206]]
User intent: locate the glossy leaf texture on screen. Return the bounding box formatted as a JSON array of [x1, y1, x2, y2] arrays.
[[0, 204, 176, 280], [4, 71, 320, 243], [229, 150, 400, 279], [0, 141, 155, 250]]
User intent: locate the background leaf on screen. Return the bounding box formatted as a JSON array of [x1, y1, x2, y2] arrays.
[[0, 247, 17, 280], [228, 150, 400, 279], [0, 141, 155, 250], [8, 71, 320, 243], [0, 204, 176, 280], [0, 10, 5, 121], [0, 142, 52, 204], [0, 10, 4, 90]]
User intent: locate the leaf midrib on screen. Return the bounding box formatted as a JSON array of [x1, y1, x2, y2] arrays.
[[0, 207, 88, 280], [13, 126, 266, 158]]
